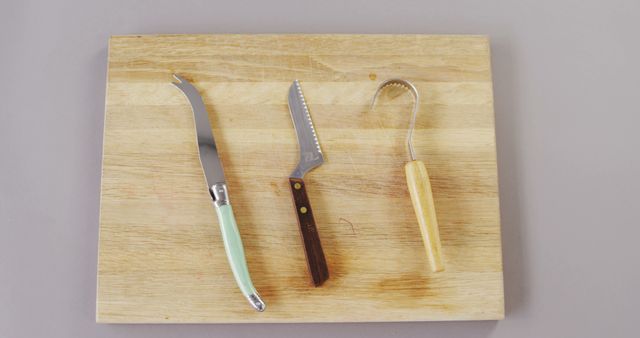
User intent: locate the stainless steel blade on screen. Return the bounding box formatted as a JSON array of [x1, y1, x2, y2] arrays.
[[172, 74, 226, 187], [288, 80, 324, 179]]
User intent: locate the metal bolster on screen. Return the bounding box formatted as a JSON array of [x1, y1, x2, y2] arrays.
[[210, 183, 230, 207]]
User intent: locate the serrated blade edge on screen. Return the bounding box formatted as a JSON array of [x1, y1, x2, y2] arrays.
[[288, 80, 324, 178]]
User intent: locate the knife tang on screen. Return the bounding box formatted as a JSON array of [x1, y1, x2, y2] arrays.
[[288, 178, 329, 287]]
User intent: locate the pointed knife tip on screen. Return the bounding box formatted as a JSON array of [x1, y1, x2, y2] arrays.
[[289, 79, 301, 93]]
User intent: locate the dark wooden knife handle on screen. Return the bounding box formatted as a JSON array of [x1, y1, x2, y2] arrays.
[[289, 177, 329, 287]]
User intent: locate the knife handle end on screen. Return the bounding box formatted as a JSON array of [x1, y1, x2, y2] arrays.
[[215, 204, 266, 311], [405, 160, 445, 272], [289, 177, 329, 287]]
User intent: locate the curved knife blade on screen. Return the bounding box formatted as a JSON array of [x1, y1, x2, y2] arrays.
[[288, 80, 324, 179], [172, 74, 226, 187]]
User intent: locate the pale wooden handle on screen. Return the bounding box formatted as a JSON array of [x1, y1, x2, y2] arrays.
[[405, 160, 445, 272]]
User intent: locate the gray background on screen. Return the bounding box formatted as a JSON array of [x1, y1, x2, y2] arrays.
[[1, 0, 639, 337]]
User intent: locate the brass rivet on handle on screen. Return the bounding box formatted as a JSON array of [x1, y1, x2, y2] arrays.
[[294, 182, 302, 190], [300, 206, 308, 214]]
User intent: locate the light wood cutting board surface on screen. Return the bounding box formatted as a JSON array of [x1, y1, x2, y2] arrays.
[[97, 34, 503, 322]]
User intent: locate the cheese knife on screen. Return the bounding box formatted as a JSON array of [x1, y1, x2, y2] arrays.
[[287, 80, 329, 287], [172, 74, 266, 312]]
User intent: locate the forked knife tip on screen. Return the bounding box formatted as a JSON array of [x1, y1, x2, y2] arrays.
[[171, 73, 184, 86]]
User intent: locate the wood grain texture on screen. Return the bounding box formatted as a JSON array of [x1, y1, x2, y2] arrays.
[[405, 160, 445, 272], [288, 178, 329, 287], [97, 34, 504, 323]]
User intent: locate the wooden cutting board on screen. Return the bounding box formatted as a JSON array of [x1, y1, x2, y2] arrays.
[[97, 34, 503, 323]]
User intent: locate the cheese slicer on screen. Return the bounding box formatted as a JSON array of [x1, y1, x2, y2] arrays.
[[371, 79, 445, 272]]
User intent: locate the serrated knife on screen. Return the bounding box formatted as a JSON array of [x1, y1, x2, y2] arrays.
[[172, 74, 265, 312], [287, 80, 329, 287]]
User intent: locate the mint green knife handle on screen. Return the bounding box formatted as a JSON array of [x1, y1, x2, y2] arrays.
[[215, 204, 266, 312]]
